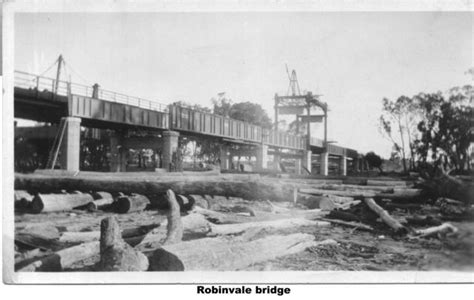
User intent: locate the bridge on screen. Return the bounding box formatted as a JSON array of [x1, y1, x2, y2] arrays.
[[14, 70, 365, 175]]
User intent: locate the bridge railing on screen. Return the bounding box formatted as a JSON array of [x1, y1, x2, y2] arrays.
[[169, 104, 307, 149], [14, 71, 70, 97], [263, 129, 306, 150], [14, 70, 168, 112]]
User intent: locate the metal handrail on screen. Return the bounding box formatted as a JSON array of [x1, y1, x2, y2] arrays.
[[14, 70, 168, 112]]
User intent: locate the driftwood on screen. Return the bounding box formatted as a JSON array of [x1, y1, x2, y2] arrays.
[[17, 242, 100, 272], [15, 174, 296, 203], [58, 224, 161, 244], [364, 198, 407, 234], [133, 213, 210, 251], [413, 223, 459, 238], [163, 190, 183, 245], [31, 193, 94, 213], [115, 194, 150, 213], [319, 218, 374, 232], [208, 218, 330, 236], [15, 232, 63, 251], [98, 216, 149, 271], [147, 233, 318, 271], [192, 206, 252, 224]]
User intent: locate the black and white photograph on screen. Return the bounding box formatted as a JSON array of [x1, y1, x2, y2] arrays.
[[2, 0, 473, 288]]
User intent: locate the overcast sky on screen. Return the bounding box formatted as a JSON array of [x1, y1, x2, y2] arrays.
[[15, 12, 473, 157]]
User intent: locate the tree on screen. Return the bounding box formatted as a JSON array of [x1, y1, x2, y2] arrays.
[[228, 102, 273, 129], [379, 96, 422, 172], [172, 100, 211, 113], [212, 94, 273, 129], [414, 85, 473, 174], [365, 151, 383, 173], [212, 93, 233, 117]]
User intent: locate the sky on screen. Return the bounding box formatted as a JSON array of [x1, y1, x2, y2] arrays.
[[14, 12, 473, 158]]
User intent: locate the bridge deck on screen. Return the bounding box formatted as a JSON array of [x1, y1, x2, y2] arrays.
[[14, 70, 358, 158]]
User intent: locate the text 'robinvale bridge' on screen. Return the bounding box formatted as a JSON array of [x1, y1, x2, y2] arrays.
[[14, 70, 360, 174]]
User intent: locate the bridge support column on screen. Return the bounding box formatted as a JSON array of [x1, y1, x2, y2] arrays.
[[302, 150, 312, 174], [162, 131, 179, 172], [219, 146, 230, 170], [339, 155, 347, 176], [59, 117, 81, 172], [273, 152, 281, 171], [256, 144, 268, 171], [354, 157, 360, 173], [109, 133, 127, 172], [320, 152, 329, 176], [294, 158, 302, 175]]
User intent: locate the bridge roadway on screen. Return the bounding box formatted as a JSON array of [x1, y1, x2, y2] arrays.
[[14, 70, 360, 174]]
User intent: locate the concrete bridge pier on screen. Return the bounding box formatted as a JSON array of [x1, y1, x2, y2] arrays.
[[256, 144, 268, 171], [219, 145, 230, 170], [109, 132, 127, 172], [294, 158, 302, 175], [320, 152, 329, 176], [273, 152, 281, 171], [354, 157, 360, 173], [302, 150, 312, 174], [339, 155, 347, 176], [59, 117, 81, 172], [162, 131, 179, 172]]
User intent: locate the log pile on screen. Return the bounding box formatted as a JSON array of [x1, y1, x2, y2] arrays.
[[13, 172, 471, 272]]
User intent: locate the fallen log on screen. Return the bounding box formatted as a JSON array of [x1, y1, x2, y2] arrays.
[[366, 180, 409, 187], [86, 191, 115, 211], [17, 241, 100, 272], [58, 223, 161, 244], [375, 188, 425, 202], [187, 194, 209, 209], [413, 222, 459, 238], [86, 198, 115, 212], [364, 198, 407, 234], [134, 213, 210, 251], [147, 233, 318, 271], [15, 190, 34, 211], [31, 193, 94, 213], [15, 174, 295, 204], [208, 218, 330, 236], [299, 188, 376, 198], [98, 216, 149, 271], [176, 194, 195, 211], [15, 232, 63, 251], [115, 194, 150, 213], [301, 188, 425, 202], [321, 184, 395, 193], [297, 194, 354, 211], [192, 206, 252, 224]]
